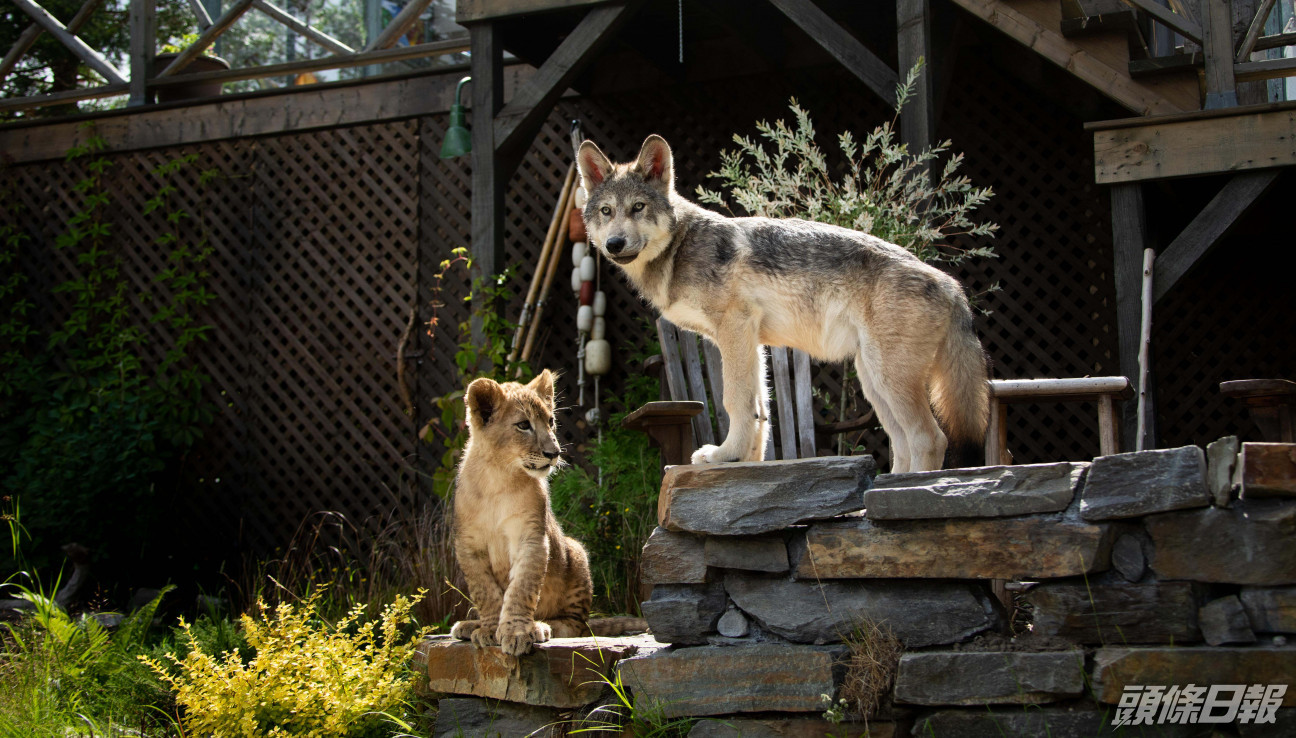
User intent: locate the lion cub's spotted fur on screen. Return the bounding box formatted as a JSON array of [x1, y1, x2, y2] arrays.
[[448, 370, 613, 656]]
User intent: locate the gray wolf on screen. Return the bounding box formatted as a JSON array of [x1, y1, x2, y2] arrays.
[[576, 135, 989, 472]]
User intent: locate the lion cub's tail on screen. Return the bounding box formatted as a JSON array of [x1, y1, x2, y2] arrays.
[[588, 616, 650, 637]]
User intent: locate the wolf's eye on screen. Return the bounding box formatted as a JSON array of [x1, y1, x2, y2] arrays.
[[632, 202, 645, 213], [515, 420, 532, 432], [600, 205, 612, 216]]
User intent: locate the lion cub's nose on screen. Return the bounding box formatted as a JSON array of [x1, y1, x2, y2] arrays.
[[542, 449, 560, 460]]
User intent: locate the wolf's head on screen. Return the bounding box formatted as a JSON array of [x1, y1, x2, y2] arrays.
[[576, 135, 677, 267]]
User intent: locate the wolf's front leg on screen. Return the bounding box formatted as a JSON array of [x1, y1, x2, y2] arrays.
[[496, 533, 551, 656], [452, 545, 504, 648], [693, 321, 766, 463]]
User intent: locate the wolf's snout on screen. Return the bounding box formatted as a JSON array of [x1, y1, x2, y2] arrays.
[[605, 236, 627, 254]]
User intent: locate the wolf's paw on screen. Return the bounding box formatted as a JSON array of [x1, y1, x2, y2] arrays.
[[691, 444, 740, 464], [497, 619, 551, 656]]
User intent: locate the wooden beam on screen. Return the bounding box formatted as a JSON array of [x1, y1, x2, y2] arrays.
[[492, 2, 638, 159], [948, 0, 1186, 115], [366, 0, 434, 51], [897, 0, 934, 170], [1121, 0, 1203, 43], [11, 0, 127, 84], [1252, 31, 1296, 53], [1201, 0, 1237, 108], [156, 0, 255, 78], [187, 0, 213, 29], [254, 0, 355, 55], [1152, 170, 1280, 303], [1236, 0, 1277, 62], [768, 0, 897, 106], [1092, 106, 1296, 183], [1236, 56, 1296, 83], [0, 67, 534, 161], [129, 0, 155, 106], [0, 0, 103, 84], [456, 0, 609, 24], [1111, 183, 1151, 451], [0, 82, 129, 115], [470, 22, 506, 339]]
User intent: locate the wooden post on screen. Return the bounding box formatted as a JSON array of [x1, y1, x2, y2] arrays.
[[1097, 395, 1120, 456], [1136, 248, 1155, 451], [897, 0, 934, 174], [1111, 184, 1155, 451], [129, 0, 156, 106], [1202, 0, 1239, 108], [468, 21, 504, 349]]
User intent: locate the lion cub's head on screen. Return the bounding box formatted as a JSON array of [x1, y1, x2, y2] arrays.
[[464, 370, 563, 479]]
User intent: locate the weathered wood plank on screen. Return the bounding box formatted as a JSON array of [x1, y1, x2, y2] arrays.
[[1122, 0, 1202, 42], [492, 2, 639, 158], [1153, 171, 1279, 303], [947, 0, 1187, 115], [897, 0, 933, 180], [11, 0, 127, 84], [1, 0, 103, 84], [768, 0, 897, 106], [769, 346, 797, 460], [1236, 0, 1277, 62], [678, 330, 715, 447], [1093, 107, 1296, 183], [1239, 442, 1296, 498], [1236, 55, 1296, 83], [129, 0, 155, 106], [187, 0, 213, 28], [1201, 0, 1238, 108], [990, 376, 1131, 400], [254, 0, 354, 55], [701, 340, 728, 439], [456, 0, 609, 23], [792, 349, 816, 459], [470, 22, 506, 310], [1111, 184, 1148, 452], [657, 319, 691, 406]]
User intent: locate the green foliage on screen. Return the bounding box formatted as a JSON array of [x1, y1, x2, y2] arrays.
[[0, 586, 179, 736], [0, 130, 216, 572], [570, 658, 694, 737], [696, 60, 998, 267], [143, 590, 432, 738], [549, 334, 662, 615]]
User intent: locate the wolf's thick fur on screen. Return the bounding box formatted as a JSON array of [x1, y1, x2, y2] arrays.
[[449, 370, 644, 655], [577, 135, 989, 472]]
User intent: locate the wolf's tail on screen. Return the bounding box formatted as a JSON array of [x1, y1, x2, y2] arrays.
[[930, 303, 990, 468], [588, 616, 649, 637]]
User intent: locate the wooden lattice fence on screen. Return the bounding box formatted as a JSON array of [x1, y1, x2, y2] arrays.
[[2, 58, 1288, 556]]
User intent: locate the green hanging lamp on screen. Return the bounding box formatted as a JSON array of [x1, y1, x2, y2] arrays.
[[440, 76, 473, 159]]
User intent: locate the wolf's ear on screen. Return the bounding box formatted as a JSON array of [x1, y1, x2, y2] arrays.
[[634, 135, 673, 191], [466, 377, 506, 426], [526, 369, 556, 407], [577, 141, 613, 192]]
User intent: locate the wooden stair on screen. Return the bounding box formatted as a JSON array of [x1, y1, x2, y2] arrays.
[[950, 0, 1201, 115]]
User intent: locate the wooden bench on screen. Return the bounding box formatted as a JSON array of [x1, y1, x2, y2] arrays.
[[985, 377, 1134, 465], [1220, 379, 1296, 443]]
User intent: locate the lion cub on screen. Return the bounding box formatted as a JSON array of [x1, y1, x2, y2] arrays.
[[449, 370, 597, 656]]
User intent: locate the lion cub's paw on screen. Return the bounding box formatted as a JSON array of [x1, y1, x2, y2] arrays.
[[464, 621, 500, 649], [691, 444, 740, 464], [497, 619, 552, 656], [449, 619, 481, 640]]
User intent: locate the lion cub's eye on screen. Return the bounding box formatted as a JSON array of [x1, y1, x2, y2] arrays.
[[632, 202, 645, 213], [600, 205, 612, 216], [515, 420, 532, 432]]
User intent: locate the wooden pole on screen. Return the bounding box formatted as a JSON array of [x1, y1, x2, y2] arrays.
[[366, 0, 434, 51], [509, 163, 575, 364], [155, 0, 255, 78], [253, 0, 355, 55], [520, 182, 575, 364], [1, 0, 103, 85], [128, 0, 156, 106], [1136, 247, 1155, 451], [11, 0, 127, 84]]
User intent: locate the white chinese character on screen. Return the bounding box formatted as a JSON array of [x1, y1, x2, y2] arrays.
[[1158, 685, 1183, 724], [1112, 686, 1143, 727], [1135, 685, 1166, 726], [1200, 684, 1245, 723], [1237, 684, 1267, 723], [1255, 684, 1287, 724], [1169, 684, 1207, 725]]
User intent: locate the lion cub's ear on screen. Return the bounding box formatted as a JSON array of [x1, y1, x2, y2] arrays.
[[526, 369, 555, 407], [466, 377, 506, 426]]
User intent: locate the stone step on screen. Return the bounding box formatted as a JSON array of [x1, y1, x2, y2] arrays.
[[864, 461, 1086, 520], [418, 633, 661, 708], [894, 650, 1086, 706], [1147, 499, 1296, 585], [1093, 646, 1296, 707], [1079, 445, 1209, 521]]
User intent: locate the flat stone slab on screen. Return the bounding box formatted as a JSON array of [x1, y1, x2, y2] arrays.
[[1240, 586, 1296, 633], [1026, 579, 1202, 645], [1093, 647, 1296, 706], [432, 697, 560, 738], [419, 634, 661, 708], [641, 582, 727, 646], [704, 535, 789, 573], [910, 705, 1212, 738], [689, 716, 895, 737], [1147, 500, 1296, 585], [1200, 595, 1257, 646], [1208, 435, 1240, 506], [864, 462, 1085, 519], [642, 527, 708, 585], [725, 573, 997, 647], [792, 510, 1112, 580], [894, 651, 1085, 705], [618, 643, 843, 718], [1080, 445, 1209, 520], [658, 456, 875, 535]]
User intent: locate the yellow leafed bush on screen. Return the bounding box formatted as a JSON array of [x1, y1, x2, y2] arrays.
[[142, 590, 430, 738]]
